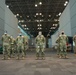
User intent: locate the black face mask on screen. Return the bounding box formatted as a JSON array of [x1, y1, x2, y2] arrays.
[[62, 33, 64, 35]]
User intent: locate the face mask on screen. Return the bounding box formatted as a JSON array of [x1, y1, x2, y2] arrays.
[[62, 32, 64, 35]]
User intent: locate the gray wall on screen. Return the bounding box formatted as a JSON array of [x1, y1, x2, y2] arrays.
[[5, 6, 18, 38], [0, 0, 5, 43], [69, 0, 76, 36]]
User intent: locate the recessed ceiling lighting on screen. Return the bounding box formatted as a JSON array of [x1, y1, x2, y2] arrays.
[[59, 12, 61, 16], [27, 28, 29, 30], [7, 5, 9, 8], [40, 13, 42, 15], [39, 2, 42, 5], [18, 20, 21, 23], [20, 16, 22, 18], [42, 15, 44, 17], [27, 16, 29, 17], [36, 13, 38, 15], [34, 15, 36, 17], [54, 19, 58, 21], [65, 1, 68, 4], [17, 14, 19, 16], [49, 15, 51, 17], [35, 4, 38, 7], [21, 20, 24, 22], [25, 25, 26, 27], [37, 24, 40, 26], [64, 3, 67, 6], [40, 24, 42, 26]]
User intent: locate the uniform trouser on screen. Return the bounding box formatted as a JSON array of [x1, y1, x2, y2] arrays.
[[36, 45, 45, 57], [57, 45, 60, 55], [60, 44, 67, 56], [9, 44, 15, 56], [3, 44, 10, 58], [17, 44, 25, 57]]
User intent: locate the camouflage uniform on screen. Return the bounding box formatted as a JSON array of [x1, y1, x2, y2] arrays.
[[23, 36, 28, 56], [73, 35, 76, 54], [1, 34, 11, 59], [16, 35, 25, 59], [57, 33, 68, 58], [35, 34, 46, 59], [9, 36, 16, 57]]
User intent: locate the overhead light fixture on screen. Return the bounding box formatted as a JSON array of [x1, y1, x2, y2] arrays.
[[38, 27, 42, 30], [64, 3, 67, 6], [40, 13, 42, 15], [49, 15, 51, 17], [34, 15, 36, 17], [20, 16, 22, 18], [21, 20, 24, 22], [40, 24, 42, 26], [36, 13, 38, 15], [59, 12, 61, 16], [42, 15, 44, 17], [54, 19, 58, 22], [36, 20, 39, 22], [7, 5, 9, 8], [27, 16, 29, 17], [65, 1, 68, 4], [25, 25, 26, 27], [64, 1, 68, 6], [17, 14, 19, 16], [27, 28, 29, 30], [39, 2, 42, 5], [18, 20, 21, 23], [37, 24, 40, 26], [35, 4, 38, 7]]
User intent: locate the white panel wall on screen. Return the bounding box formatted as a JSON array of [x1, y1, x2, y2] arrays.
[[5, 6, 18, 38], [59, 4, 72, 36], [69, 0, 76, 36], [0, 0, 5, 44]]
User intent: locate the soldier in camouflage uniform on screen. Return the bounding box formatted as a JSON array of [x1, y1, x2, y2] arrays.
[[73, 35, 76, 55], [35, 31, 46, 59], [16, 33, 25, 59], [9, 36, 16, 58], [23, 36, 28, 56], [1, 32, 11, 59], [56, 31, 68, 58]]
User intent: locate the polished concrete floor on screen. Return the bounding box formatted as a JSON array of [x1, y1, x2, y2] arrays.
[[0, 50, 76, 75]]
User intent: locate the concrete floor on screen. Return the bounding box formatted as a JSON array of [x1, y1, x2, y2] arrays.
[[0, 50, 76, 75]]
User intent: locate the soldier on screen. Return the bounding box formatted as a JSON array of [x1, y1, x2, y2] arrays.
[[16, 33, 25, 59], [73, 34, 76, 55], [35, 31, 46, 60], [24, 36, 28, 56], [9, 36, 16, 58], [56, 31, 68, 58], [1, 32, 11, 59]]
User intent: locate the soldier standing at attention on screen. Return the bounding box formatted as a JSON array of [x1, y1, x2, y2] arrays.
[[1, 32, 11, 60], [35, 31, 46, 60]]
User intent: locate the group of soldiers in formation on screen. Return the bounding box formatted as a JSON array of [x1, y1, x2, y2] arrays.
[[1, 30, 76, 60], [1, 31, 45, 60]]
